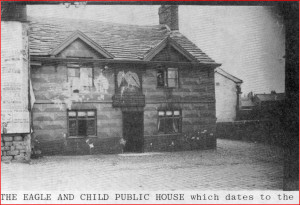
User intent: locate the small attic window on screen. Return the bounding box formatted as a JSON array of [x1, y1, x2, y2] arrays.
[[67, 64, 94, 92], [157, 67, 179, 88]]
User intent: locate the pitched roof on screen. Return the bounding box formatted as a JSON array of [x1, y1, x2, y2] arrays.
[[28, 17, 218, 64], [215, 68, 243, 84], [240, 97, 255, 108], [255, 93, 285, 102]]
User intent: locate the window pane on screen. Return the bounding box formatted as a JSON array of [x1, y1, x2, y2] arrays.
[[68, 68, 80, 77], [165, 118, 173, 133], [174, 111, 180, 116], [87, 120, 95, 135], [80, 67, 93, 87], [78, 119, 87, 136], [166, 111, 172, 116], [78, 112, 86, 117], [157, 109, 181, 134], [158, 111, 165, 116], [69, 120, 77, 136], [168, 69, 177, 78], [157, 70, 165, 87], [167, 68, 178, 88], [87, 111, 95, 117], [168, 78, 177, 87], [158, 118, 165, 133], [68, 112, 76, 117]]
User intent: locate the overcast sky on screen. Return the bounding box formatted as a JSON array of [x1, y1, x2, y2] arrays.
[[27, 4, 285, 95]]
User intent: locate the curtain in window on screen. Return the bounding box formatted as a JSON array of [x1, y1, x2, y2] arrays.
[[158, 118, 165, 133], [173, 118, 179, 133]]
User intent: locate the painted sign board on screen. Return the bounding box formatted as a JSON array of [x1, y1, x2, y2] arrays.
[[1, 22, 30, 134]]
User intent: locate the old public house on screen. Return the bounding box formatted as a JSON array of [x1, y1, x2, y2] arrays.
[[28, 5, 220, 155]]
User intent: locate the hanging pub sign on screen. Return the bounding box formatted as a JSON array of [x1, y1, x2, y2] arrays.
[[1, 22, 30, 134]]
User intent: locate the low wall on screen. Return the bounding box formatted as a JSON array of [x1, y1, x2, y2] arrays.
[[1, 134, 31, 162], [216, 120, 285, 146]]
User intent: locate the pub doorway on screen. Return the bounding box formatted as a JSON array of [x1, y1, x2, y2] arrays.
[[122, 111, 144, 153]]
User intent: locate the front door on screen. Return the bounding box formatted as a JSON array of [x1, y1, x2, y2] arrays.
[[123, 111, 144, 153]]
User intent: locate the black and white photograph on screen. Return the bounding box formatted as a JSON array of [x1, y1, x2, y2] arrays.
[[1, 1, 299, 204]]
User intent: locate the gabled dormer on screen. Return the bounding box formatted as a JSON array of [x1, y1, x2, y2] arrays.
[[143, 37, 198, 62], [50, 30, 114, 59]]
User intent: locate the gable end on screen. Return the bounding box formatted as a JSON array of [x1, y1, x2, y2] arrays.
[[143, 37, 198, 62], [49, 30, 114, 59]]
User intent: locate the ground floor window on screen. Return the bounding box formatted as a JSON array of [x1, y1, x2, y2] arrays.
[[157, 110, 181, 134], [68, 110, 97, 137]]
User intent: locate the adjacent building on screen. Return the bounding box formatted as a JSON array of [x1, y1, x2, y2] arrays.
[[215, 68, 242, 122], [1, 3, 32, 162]]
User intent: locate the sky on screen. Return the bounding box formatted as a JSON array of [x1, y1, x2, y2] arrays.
[[27, 4, 285, 95]]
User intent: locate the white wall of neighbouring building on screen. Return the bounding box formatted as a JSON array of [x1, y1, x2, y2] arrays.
[[215, 72, 240, 122]]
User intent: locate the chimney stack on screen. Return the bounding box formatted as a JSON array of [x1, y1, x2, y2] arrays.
[[159, 5, 179, 31], [1, 2, 27, 22]]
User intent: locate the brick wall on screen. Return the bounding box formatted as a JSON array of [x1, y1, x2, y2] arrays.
[[1, 135, 31, 162]]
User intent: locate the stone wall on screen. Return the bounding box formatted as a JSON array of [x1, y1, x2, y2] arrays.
[[32, 61, 217, 154], [1, 135, 31, 162], [143, 65, 216, 151], [31, 63, 123, 155], [216, 120, 285, 146], [32, 102, 123, 155], [31, 64, 115, 103]]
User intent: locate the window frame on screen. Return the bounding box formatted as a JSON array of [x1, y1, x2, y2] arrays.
[[67, 109, 97, 138], [157, 109, 182, 135], [156, 67, 179, 88], [67, 64, 95, 89]]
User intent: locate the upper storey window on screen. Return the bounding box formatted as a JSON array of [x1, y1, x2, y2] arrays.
[[157, 68, 178, 88], [67, 64, 93, 92]]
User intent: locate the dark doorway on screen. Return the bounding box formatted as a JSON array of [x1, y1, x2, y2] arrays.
[[123, 111, 144, 153]]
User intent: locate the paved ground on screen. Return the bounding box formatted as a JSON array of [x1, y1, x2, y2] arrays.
[[1, 139, 284, 191]]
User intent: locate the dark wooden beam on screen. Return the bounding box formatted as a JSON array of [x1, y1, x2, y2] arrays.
[[30, 56, 221, 68]]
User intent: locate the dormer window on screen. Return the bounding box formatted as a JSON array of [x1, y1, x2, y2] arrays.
[[157, 67, 179, 88]]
